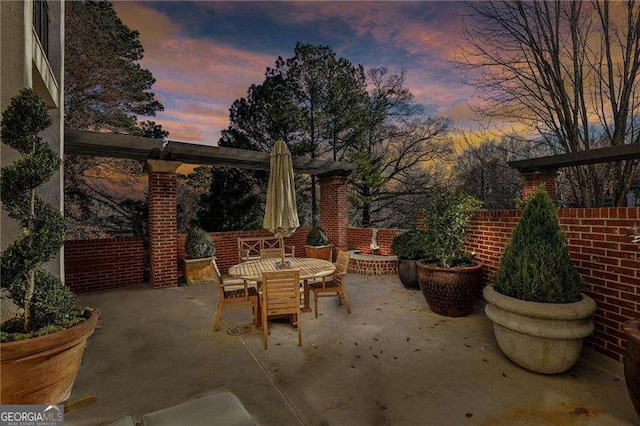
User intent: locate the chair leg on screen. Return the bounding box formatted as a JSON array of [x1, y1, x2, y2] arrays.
[[314, 290, 319, 319], [253, 297, 259, 326], [262, 298, 268, 350], [213, 301, 223, 332], [342, 288, 352, 314], [297, 314, 302, 346]]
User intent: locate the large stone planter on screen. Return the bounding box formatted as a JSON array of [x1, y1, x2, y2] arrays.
[[623, 319, 640, 417], [1, 310, 98, 404], [182, 257, 215, 285], [484, 286, 596, 374], [416, 260, 483, 317], [397, 259, 420, 290]]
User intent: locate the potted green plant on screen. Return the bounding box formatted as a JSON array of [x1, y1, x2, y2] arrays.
[[416, 188, 484, 317], [392, 228, 428, 290], [623, 227, 639, 416], [304, 226, 332, 261], [0, 89, 97, 404], [182, 227, 216, 285], [483, 187, 596, 374]]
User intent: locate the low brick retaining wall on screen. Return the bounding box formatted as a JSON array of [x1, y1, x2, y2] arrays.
[[65, 237, 145, 293], [346, 250, 398, 275]]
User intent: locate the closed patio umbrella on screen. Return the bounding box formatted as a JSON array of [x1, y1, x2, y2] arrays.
[[263, 139, 299, 267]]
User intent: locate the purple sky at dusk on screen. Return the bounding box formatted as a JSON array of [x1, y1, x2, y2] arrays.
[[113, 1, 479, 146]]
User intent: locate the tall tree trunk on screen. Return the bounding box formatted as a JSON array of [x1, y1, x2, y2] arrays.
[[311, 175, 317, 227], [362, 185, 371, 227]]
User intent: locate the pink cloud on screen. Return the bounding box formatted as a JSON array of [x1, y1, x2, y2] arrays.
[[114, 2, 481, 143], [114, 2, 277, 143], [158, 101, 230, 145]]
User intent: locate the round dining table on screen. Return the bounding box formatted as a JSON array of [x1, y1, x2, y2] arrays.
[[228, 257, 335, 312]]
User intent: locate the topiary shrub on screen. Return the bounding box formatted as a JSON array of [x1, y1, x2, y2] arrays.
[[0, 88, 85, 342], [392, 228, 428, 260], [306, 226, 329, 246], [493, 186, 582, 303], [420, 188, 483, 268], [185, 227, 215, 259]]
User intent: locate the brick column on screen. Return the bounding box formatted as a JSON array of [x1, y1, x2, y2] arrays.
[[521, 170, 557, 201], [146, 160, 181, 288], [319, 174, 349, 257]]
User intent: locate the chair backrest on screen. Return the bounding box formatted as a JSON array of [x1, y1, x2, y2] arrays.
[[210, 258, 227, 300], [211, 258, 223, 286], [261, 270, 300, 316], [335, 251, 351, 274], [238, 237, 295, 262], [260, 247, 283, 259]]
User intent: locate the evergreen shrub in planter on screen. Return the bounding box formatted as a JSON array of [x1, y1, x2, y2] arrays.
[[182, 227, 216, 285], [483, 187, 596, 374], [305, 226, 332, 261], [0, 89, 97, 404], [416, 188, 484, 317], [392, 229, 428, 290]]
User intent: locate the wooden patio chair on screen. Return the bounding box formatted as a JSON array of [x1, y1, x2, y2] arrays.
[[260, 247, 284, 259], [309, 250, 352, 319], [212, 259, 258, 332], [261, 269, 302, 349]]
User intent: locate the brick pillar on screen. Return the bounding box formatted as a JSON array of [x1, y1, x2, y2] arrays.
[[319, 174, 349, 257], [521, 170, 557, 201], [146, 160, 181, 288]]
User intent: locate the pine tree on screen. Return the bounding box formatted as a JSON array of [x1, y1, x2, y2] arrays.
[[197, 168, 263, 232]]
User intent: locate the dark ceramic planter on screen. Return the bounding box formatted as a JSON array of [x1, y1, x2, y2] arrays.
[[416, 260, 484, 317], [623, 319, 640, 418], [397, 259, 420, 290]]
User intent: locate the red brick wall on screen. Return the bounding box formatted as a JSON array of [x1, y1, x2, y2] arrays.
[[521, 171, 557, 201], [65, 237, 144, 293], [466, 207, 640, 363], [320, 176, 349, 251], [177, 227, 311, 276], [347, 227, 403, 255], [148, 171, 178, 288]]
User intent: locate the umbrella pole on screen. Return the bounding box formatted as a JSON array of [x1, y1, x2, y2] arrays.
[[279, 236, 285, 266]]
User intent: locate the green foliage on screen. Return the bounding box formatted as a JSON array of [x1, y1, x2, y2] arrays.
[[197, 167, 263, 232], [223, 43, 368, 224], [185, 227, 215, 259], [391, 229, 429, 260], [64, 0, 165, 238], [1, 308, 91, 342], [64, 0, 164, 132], [29, 271, 76, 330], [493, 187, 582, 303], [307, 227, 329, 246], [420, 188, 483, 268], [0, 89, 76, 334]]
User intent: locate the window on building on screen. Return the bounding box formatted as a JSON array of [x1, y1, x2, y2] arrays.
[[33, 0, 49, 59]]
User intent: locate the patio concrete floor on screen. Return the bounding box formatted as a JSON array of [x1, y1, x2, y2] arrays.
[[66, 274, 638, 425]]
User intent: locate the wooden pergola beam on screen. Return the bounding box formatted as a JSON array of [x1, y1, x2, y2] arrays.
[[509, 143, 640, 173], [64, 129, 355, 176], [65, 129, 163, 161]]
